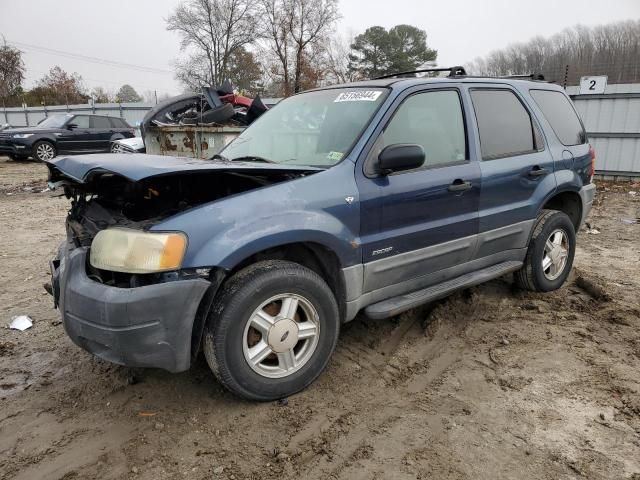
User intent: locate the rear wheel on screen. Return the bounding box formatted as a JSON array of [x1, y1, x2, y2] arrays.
[[203, 260, 340, 401], [515, 210, 576, 291], [32, 141, 56, 162]]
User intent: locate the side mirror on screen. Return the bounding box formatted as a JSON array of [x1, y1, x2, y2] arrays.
[[378, 143, 425, 175], [66, 123, 78, 130]]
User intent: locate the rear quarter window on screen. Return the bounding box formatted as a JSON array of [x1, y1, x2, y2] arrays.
[[529, 90, 586, 146], [109, 117, 130, 128]]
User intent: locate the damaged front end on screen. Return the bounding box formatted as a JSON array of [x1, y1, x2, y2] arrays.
[[46, 154, 320, 372]]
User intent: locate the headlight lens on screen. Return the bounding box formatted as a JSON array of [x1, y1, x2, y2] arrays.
[[89, 228, 187, 273], [12, 133, 34, 139]]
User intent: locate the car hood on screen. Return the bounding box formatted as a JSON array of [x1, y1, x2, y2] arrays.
[[46, 153, 323, 182]]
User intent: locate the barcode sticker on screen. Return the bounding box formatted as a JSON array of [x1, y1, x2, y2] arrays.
[[334, 91, 382, 102]]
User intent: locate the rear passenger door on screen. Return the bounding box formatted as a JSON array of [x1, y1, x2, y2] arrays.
[[467, 86, 555, 260], [357, 86, 481, 294], [90, 116, 114, 151], [528, 89, 591, 185]]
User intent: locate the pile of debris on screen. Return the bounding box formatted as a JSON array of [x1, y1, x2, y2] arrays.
[[141, 80, 268, 135]]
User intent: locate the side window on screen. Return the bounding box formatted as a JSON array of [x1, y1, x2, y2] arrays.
[[470, 89, 538, 160], [109, 117, 126, 128], [530, 89, 586, 146], [379, 90, 467, 169], [72, 115, 90, 128], [91, 116, 111, 128]]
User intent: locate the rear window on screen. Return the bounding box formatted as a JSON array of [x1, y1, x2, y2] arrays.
[[530, 90, 585, 146], [109, 117, 129, 128], [470, 89, 538, 160]]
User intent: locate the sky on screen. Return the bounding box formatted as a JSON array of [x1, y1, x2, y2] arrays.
[[1, 0, 639, 98]]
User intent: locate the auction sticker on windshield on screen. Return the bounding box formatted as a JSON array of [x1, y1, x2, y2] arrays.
[[334, 91, 382, 102]]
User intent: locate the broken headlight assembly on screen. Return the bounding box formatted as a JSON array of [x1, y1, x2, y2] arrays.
[[89, 228, 187, 274]]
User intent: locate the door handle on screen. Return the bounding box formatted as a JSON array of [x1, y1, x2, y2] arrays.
[[448, 179, 472, 192], [528, 166, 548, 177]]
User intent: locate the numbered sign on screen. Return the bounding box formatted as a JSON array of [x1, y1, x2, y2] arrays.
[[579, 76, 607, 94]]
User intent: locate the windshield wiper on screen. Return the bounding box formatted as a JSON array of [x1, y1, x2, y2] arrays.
[[230, 155, 277, 164]]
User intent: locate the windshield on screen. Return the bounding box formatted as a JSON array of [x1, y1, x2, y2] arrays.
[[222, 87, 388, 167], [37, 114, 70, 129]]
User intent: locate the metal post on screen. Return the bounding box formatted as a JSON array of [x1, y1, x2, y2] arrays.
[[563, 64, 569, 90]]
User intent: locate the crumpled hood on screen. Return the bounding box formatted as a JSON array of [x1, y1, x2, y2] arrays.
[[46, 153, 323, 182]]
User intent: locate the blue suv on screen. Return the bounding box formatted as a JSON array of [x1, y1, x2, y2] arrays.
[[47, 68, 595, 400]]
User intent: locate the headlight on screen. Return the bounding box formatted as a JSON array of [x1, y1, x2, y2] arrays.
[[12, 133, 34, 139], [89, 228, 187, 273]]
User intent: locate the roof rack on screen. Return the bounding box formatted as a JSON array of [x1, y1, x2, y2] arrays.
[[374, 66, 467, 80], [500, 73, 546, 81]]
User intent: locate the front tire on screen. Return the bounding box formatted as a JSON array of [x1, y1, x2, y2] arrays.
[[110, 142, 125, 153], [203, 260, 340, 401], [515, 210, 576, 292], [32, 140, 56, 162]]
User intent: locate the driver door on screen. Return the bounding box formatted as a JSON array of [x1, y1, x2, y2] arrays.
[[356, 87, 481, 294], [57, 115, 91, 152]]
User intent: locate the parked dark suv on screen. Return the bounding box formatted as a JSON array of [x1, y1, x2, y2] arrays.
[[0, 113, 135, 161], [46, 67, 595, 401]]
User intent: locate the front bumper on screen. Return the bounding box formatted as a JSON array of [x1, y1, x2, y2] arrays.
[[0, 139, 30, 155], [52, 242, 210, 372], [579, 183, 596, 226]]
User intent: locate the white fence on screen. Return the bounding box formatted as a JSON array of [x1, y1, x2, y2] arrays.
[[1, 102, 154, 128], [567, 83, 640, 176]]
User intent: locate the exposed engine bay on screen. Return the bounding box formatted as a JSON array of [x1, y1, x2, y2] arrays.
[[54, 169, 307, 247]]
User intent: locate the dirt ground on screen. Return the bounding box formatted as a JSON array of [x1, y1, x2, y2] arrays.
[[0, 156, 639, 480]]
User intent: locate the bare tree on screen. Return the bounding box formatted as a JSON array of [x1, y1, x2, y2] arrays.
[[322, 33, 356, 84], [167, 0, 259, 88], [467, 20, 640, 85], [259, 0, 339, 96]]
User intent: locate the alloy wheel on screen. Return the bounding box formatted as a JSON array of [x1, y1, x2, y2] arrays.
[[542, 229, 569, 280], [242, 293, 320, 379], [36, 143, 55, 161]]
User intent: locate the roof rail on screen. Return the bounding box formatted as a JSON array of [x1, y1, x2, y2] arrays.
[[500, 73, 546, 81], [374, 66, 467, 80]]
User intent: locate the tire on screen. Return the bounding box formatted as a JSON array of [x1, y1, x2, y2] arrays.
[[203, 260, 340, 401], [515, 209, 576, 292], [110, 142, 125, 153], [32, 140, 56, 162]]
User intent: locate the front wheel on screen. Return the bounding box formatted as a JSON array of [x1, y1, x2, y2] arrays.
[[203, 260, 340, 401], [110, 142, 125, 153], [32, 140, 56, 162], [515, 210, 576, 292]]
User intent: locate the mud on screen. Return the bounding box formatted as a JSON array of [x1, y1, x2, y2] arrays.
[[0, 157, 639, 480]]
